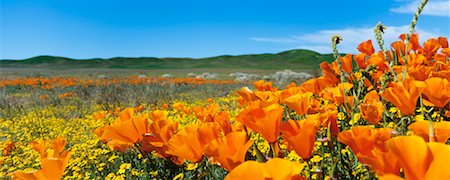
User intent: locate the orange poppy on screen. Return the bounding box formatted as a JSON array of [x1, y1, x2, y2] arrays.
[[235, 100, 283, 143], [357, 40, 375, 55], [320, 61, 340, 86], [408, 121, 450, 143], [391, 41, 412, 60], [438, 37, 448, 48], [225, 158, 305, 180], [254, 91, 280, 106], [422, 77, 450, 108], [149, 109, 168, 121], [357, 147, 401, 176], [337, 126, 393, 156], [213, 110, 233, 134], [423, 38, 442, 60], [166, 123, 220, 162], [338, 126, 376, 156], [367, 54, 390, 72], [380, 77, 427, 115], [140, 118, 178, 157], [384, 136, 450, 179], [193, 103, 220, 122], [354, 53, 368, 69], [282, 92, 313, 116], [316, 109, 340, 137], [399, 33, 421, 51], [321, 82, 353, 106], [236, 87, 257, 106], [93, 111, 106, 120], [253, 80, 277, 91], [204, 131, 254, 171], [300, 77, 334, 95], [359, 90, 384, 125], [280, 85, 303, 101], [340, 54, 353, 74], [408, 65, 433, 81], [96, 108, 149, 151], [280, 119, 318, 160], [13, 137, 71, 180]]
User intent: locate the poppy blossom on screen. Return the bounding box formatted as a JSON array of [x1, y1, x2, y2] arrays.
[[204, 131, 254, 171], [300, 77, 334, 95], [225, 158, 305, 180], [423, 38, 442, 60], [13, 137, 71, 180], [338, 126, 393, 156], [384, 136, 450, 179], [357, 40, 375, 55], [340, 54, 353, 74], [422, 77, 450, 108], [408, 121, 450, 143], [380, 77, 427, 115], [280, 119, 318, 160], [235, 100, 283, 143], [140, 119, 178, 157], [360, 90, 384, 125], [96, 108, 149, 151], [282, 92, 313, 116], [166, 123, 220, 163]]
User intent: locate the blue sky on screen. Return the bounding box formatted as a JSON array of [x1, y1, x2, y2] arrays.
[[1, 0, 449, 59]]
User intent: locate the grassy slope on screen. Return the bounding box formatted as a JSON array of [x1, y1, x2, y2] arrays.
[[0, 49, 334, 70]]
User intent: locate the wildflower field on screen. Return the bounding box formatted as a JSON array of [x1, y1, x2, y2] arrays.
[[2, 1, 450, 180]]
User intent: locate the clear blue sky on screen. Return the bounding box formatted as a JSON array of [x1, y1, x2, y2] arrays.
[[1, 0, 449, 59]]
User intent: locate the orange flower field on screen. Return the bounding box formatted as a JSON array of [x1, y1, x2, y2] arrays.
[[1, 2, 450, 180]]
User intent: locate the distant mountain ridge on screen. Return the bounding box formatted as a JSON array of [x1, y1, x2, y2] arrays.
[[0, 49, 334, 70]]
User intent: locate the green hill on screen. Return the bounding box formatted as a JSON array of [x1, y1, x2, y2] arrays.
[[0, 49, 334, 70]]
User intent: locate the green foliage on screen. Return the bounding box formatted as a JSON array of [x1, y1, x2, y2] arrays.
[[0, 50, 334, 70]]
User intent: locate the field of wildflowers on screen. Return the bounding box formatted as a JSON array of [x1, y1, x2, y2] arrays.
[[1, 1, 450, 179]]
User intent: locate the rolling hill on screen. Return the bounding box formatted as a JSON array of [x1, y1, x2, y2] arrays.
[[0, 49, 334, 70]]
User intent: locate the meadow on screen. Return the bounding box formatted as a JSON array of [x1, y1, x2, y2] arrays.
[[1, 1, 450, 180]]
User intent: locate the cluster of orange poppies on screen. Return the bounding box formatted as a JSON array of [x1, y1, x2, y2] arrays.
[[0, 76, 237, 89], [8, 34, 450, 179], [91, 34, 450, 179]]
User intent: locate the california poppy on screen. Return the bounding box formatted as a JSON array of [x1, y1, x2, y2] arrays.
[[338, 126, 378, 156], [166, 123, 220, 162], [93, 111, 106, 120], [360, 90, 384, 125], [13, 137, 71, 180], [254, 91, 280, 106], [204, 131, 254, 171], [300, 77, 334, 95], [340, 54, 353, 74], [384, 136, 450, 179], [282, 92, 313, 116], [380, 77, 427, 115], [320, 61, 340, 86], [399, 33, 421, 51], [225, 158, 305, 180], [423, 38, 442, 60], [213, 110, 233, 135], [235, 100, 283, 143], [253, 80, 277, 91], [280, 119, 318, 160], [96, 108, 149, 151], [422, 77, 450, 108], [236, 87, 257, 106], [321, 82, 353, 106], [408, 121, 450, 143], [357, 40, 375, 55], [140, 118, 178, 157]]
